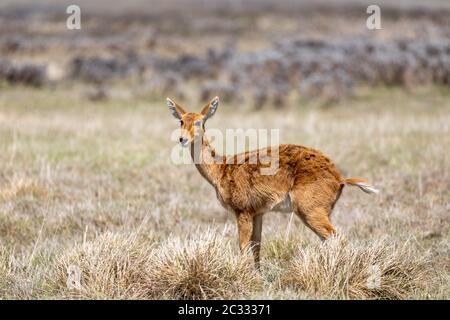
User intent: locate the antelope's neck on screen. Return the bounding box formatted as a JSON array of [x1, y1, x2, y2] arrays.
[[190, 137, 223, 187]]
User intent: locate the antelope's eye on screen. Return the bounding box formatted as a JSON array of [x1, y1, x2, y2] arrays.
[[194, 120, 202, 127], [179, 120, 184, 125]]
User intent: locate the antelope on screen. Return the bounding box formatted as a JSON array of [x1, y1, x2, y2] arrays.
[[166, 96, 378, 268]]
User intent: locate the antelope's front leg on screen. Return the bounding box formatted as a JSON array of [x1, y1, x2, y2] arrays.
[[236, 212, 260, 267], [236, 212, 253, 251], [251, 214, 263, 269]]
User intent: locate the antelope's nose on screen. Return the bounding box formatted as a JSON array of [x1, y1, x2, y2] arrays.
[[179, 137, 188, 145]]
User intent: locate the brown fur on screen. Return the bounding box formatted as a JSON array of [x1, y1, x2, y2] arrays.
[[166, 97, 378, 268]]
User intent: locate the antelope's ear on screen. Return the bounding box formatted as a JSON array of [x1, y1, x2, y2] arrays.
[[200, 96, 219, 121], [166, 98, 186, 120]]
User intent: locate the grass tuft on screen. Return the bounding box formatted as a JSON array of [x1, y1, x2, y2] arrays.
[[54, 232, 153, 299], [144, 229, 261, 299], [52, 229, 261, 299], [280, 234, 430, 299]]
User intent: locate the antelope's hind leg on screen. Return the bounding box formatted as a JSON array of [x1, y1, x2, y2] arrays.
[[290, 185, 338, 240], [298, 207, 335, 240]]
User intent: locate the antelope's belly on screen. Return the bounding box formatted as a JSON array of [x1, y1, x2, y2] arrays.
[[271, 194, 293, 213]]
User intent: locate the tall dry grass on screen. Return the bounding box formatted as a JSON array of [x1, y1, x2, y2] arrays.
[[144, 229, 261, 299], [52, 229, 261, 299], [46, 230, 432, 300], [279, 235, 430, 299], [54, 232, 153, 299]]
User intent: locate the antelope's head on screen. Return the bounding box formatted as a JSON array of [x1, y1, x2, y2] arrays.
[[166, 96, 219, 147]]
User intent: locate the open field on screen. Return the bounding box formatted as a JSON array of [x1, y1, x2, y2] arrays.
[[0, 84, 448, 299]]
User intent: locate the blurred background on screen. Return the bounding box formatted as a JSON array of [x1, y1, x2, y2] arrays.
[[0, 0, 449, 104], [0, 0, 449, 299]]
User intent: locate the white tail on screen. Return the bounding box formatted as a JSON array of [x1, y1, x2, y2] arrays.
[[345, 178, 379, 194]]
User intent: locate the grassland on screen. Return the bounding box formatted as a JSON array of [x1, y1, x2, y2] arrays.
[[0, 84, 448, 299], [0, 0, 449, 300]]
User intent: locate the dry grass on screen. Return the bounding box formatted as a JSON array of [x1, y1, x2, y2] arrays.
[[51, 228, 260, 299], [0, 0, 448, 300], [0, 85, 448, 299], [0, 176, 47, 201], [144, 228, 261, 299], [54, 232, 153, 299], [280, 234, 429, 299]]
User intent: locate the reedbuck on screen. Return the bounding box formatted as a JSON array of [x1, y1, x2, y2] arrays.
[[167, 96, 378, 267]]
